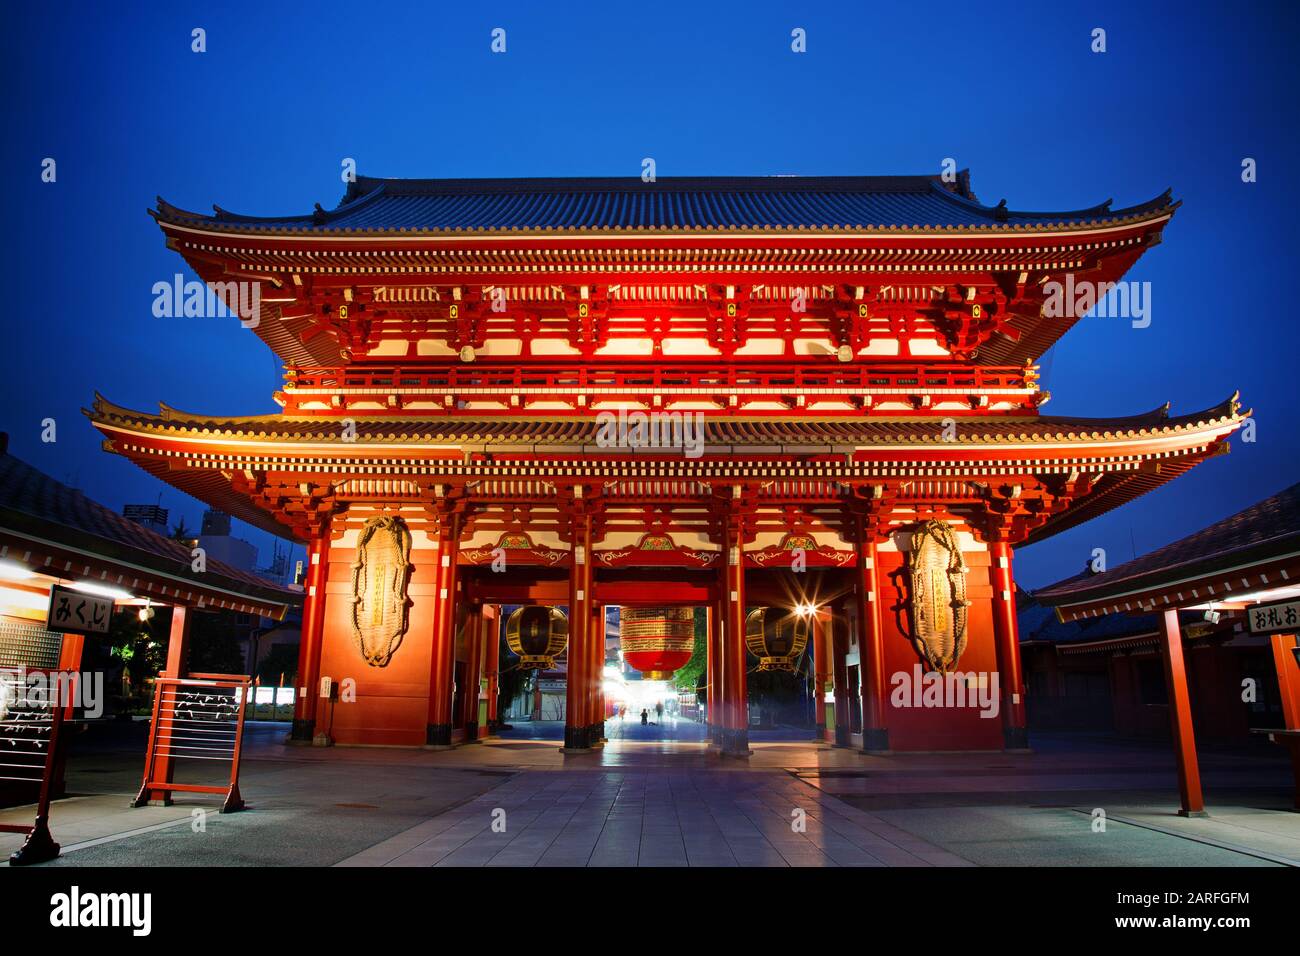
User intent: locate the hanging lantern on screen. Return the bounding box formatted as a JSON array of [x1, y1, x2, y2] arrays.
[[745, 607, 810, 671], [505, 606, 568, 670], [620, 607, 694, 680]]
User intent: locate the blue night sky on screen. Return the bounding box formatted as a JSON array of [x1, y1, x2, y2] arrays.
[[2, 1, 1297, 587]]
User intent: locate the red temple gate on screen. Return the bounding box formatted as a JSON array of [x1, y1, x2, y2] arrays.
[[90, 172, 1245, 755]]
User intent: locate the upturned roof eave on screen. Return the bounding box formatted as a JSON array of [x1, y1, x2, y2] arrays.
[[149, 173, 1178, 240], [150, 206, 1177, 240], [84, 394, 1246, 452]]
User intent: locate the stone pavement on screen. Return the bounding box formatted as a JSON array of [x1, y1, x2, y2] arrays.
[[336, 768, 969, 867], [0, 722, 1296, 866]]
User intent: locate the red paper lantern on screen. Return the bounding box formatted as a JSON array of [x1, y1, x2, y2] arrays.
[[620, 607, 694, 680]]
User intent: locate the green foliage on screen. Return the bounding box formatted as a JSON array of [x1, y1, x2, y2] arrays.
[[673, 607, 708, 696], [102, 608, 165, 686], [497, 629, 529, 706]]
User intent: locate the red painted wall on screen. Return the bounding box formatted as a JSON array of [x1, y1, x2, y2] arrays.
[[317, 543, 438, 746], [878, 548, 1004, 751]]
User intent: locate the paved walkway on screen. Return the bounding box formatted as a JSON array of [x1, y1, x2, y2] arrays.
[[500, 716, 817, 743], [1, 722, 1296, 866], [336, 769, 968, 867]]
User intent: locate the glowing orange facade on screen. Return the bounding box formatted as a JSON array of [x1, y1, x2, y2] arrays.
[[90, 172, 1245, 754]]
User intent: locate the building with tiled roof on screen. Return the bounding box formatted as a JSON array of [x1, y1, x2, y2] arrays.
[[1036, 482, 1300, 619], [89, 168, 1245, 757], [0, 436, 298, 621], [1028, 485, 1300, 808]]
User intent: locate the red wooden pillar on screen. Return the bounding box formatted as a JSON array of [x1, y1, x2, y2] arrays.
[[563, 511, 593, 752], [291, 529, 331, 742], [990, 539, 1029, 751], [721, 513, 750, 757], [831, 612, 850, 748], [1268, 634, 1300, 810], [425, 509, 462, 748], [854, 531, 890, 753], [812, 612, 831, 743], [51, 633, 85, 799], [483, 604, 501, 734], [149, 605, 192, 803], [1159, 609, 1206, 816], [712, 600, 722, 749], [462, 605, 483, 743], [590, 601, 605, 744]]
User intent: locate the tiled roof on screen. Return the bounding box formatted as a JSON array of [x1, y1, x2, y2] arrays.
[[86, 396, 1244, 547], [87, 394, 1244, 449], [0, 446, 298, 608], [1019, 587, 1162, 645], [1036, 482, 1300, 603], [152, 173, 1177, 236]]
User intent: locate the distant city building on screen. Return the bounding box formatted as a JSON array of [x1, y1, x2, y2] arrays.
[[122, 503, 169, 534], [198, 508, 257, 572], [200, 509, 232, 536], [259, 542, 292, 586]]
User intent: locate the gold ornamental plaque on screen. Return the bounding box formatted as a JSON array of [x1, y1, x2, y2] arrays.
[[351, 516, 413, 667], [906, 520, 970, 673]]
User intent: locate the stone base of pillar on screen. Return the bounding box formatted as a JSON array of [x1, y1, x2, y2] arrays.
[[288, 718, 314, 744], [562, 726, 591, 752], [1002, 726, 1031, 752], [721, 729, 752, 758], [425, 723, 453, 749], [1177, 808, 1211, 818], [833, 725, 851, 748], [462, 722, 481, 743], [860, 728, 891, 754]]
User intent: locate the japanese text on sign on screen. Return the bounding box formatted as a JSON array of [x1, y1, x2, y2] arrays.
[[46, 584, 114, 635]]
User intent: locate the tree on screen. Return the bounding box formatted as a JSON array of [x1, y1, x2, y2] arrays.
[[673, 608, 708, 696], [99, 607, 165, 702]]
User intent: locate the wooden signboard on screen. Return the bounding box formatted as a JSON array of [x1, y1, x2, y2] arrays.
[[1246, 599, 1300, 636], [46, 584, 113, 636]]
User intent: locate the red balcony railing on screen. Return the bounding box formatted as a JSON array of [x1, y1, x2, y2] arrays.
[[278, 362, 1041, 417]]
